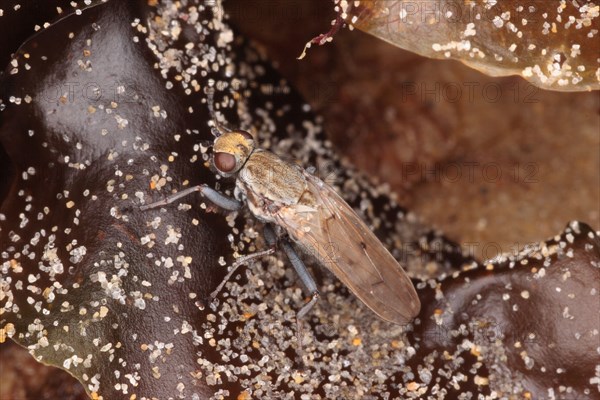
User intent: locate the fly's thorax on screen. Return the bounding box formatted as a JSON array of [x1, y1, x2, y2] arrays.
[[237, 150, 311, 209], [212, 130, 255, 177]]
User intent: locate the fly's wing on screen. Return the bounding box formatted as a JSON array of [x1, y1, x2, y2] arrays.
[[275, 172, 421, 325]]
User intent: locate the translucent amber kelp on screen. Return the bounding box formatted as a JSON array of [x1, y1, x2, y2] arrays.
[[349, 0, 600, 91]]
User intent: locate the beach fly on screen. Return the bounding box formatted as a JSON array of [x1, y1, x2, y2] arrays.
[[141, 94, 421, 335]]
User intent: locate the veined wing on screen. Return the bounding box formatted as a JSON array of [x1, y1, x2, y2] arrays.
[[275, 171, 421, 325]]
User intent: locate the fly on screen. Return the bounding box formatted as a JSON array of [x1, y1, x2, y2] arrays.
[[141, 93, 421, 340]]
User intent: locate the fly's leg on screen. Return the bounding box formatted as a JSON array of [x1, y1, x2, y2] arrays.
[[262, 224, 279, 247], [209, 224, 283, 299], [264, 225, 320, 347], [268, 227, 319, 349], [210, 247, 275, 299], [141, 184, 256, 297], [140, 184, 242, 211]]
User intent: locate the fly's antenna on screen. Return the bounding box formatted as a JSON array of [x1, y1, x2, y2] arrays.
[[206, 86, 232, 138]]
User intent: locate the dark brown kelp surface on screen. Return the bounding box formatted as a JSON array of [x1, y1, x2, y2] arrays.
[[1, 1, 599, 399]]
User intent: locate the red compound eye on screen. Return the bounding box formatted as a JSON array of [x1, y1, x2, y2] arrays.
[[214, 152, 236, 173]]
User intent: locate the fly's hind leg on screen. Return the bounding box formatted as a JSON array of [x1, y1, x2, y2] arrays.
[[264, 225, 319, 349], [284, 239, 320, 351], [140, 184, 242, 211]]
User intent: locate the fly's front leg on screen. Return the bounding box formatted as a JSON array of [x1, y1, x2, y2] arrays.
[[141, 185, 260, 298], [140, 184, 242, 211]]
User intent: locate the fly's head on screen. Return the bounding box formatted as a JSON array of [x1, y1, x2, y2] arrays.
[[212, 130, 255, 177]]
